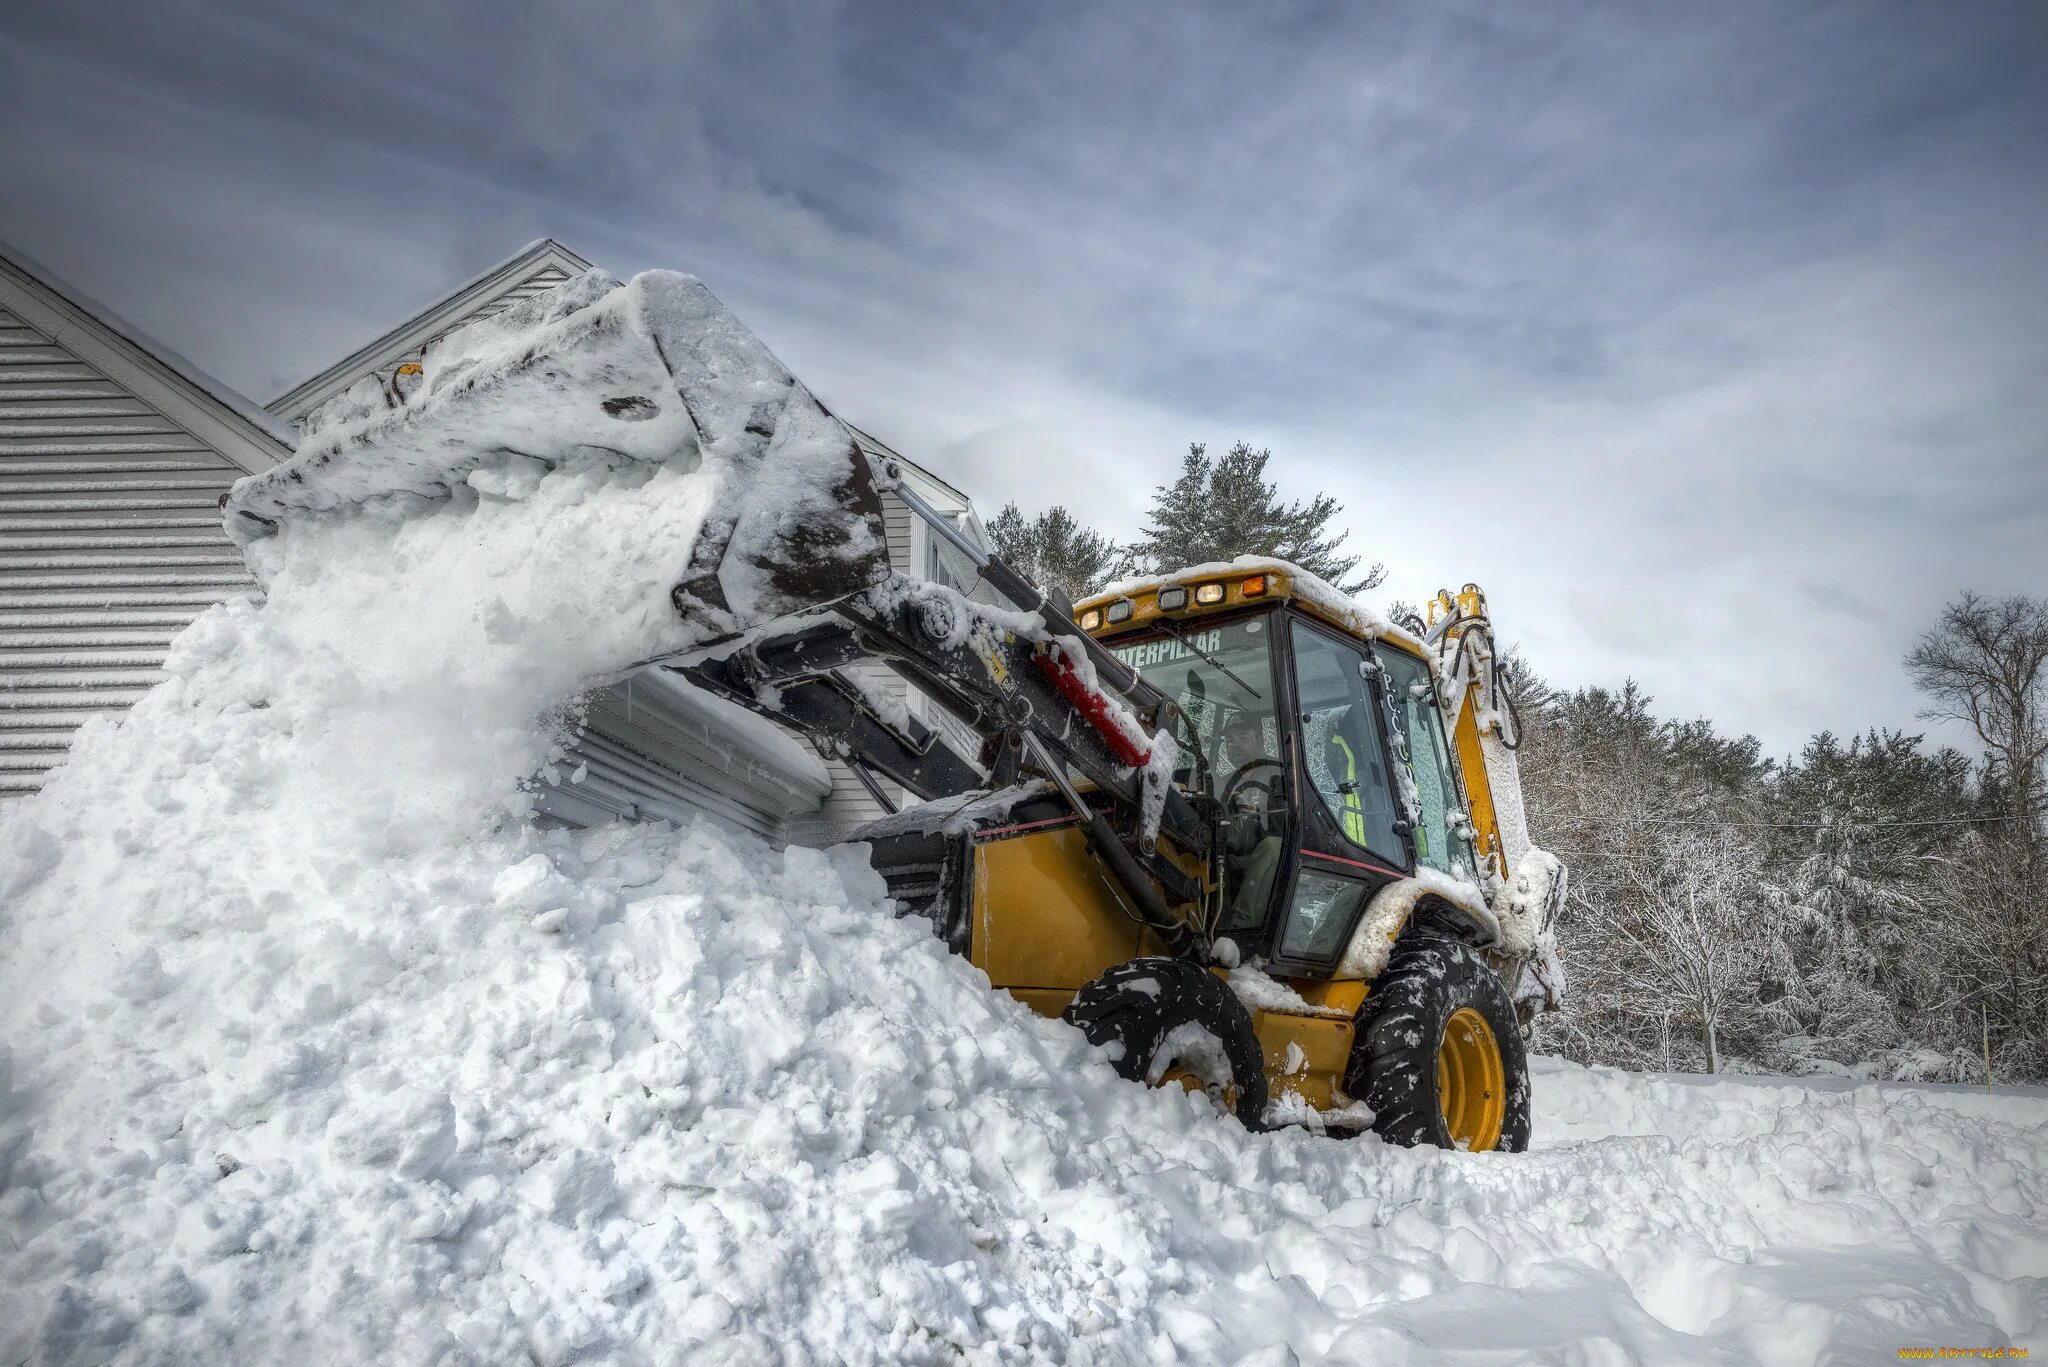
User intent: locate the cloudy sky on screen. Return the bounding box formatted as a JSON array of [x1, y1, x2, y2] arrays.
[[3, 0, 2043, 757]]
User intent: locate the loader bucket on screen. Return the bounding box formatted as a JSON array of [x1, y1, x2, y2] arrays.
[[224, 269, 893, 647]]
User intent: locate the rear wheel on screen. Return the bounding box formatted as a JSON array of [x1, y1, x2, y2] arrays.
[[1064, 958, 1269, 1129], [1349, 936, 1529, 1152]]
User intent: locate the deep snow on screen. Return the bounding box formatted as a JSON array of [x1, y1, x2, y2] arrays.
[[3, 277, 2044, 1365], [5, 790, 2043, 1365]]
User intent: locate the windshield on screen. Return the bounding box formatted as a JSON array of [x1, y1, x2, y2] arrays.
[[1109, 613, 1280, 803]]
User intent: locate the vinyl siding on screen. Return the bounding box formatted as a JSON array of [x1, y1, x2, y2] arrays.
[[539, 673, 826, 843], [472, 266, 574, 318], [0, 304, 255, 795]]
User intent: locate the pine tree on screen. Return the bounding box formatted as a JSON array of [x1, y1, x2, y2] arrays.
[[1124, 441, 1383, 592], [985, 503, 1119, 604]]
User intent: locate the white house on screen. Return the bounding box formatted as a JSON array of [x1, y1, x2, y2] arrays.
[[0, 241, 295, 797], [0, 237, 996, 844]]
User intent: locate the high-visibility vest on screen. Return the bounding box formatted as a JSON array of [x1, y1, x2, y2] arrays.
[[1329, 733, 1366, 845]]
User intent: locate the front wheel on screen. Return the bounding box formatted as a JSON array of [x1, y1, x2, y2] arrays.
[[1064, 958, 1270, 1129], [1348, 936, 1530, 1152]]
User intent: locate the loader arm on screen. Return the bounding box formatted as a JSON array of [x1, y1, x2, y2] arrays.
[[670, 563, 1212, 954]]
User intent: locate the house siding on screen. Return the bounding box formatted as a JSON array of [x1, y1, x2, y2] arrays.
[[0, 303, 256, 795]]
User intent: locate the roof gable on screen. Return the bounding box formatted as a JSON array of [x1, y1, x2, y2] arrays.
[[267, 239, 594, 428], [848, 425, 973, 510], [0, 240, 295, 474]]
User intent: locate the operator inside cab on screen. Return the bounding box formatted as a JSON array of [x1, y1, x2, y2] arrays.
[[1221, 712, 1284, 930]]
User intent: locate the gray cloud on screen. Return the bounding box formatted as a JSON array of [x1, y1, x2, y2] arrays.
[[4, 0, 2043, 756]]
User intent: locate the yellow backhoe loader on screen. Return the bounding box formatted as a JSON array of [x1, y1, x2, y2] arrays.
[[225, 267, 1565, 1151]]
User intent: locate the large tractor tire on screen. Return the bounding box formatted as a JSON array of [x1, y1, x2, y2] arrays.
[[1349, 935, 1530, 1152], [1064, 958, 1269, 1130]]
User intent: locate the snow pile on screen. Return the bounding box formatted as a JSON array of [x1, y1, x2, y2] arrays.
[[2, 330, 2043, 1360]]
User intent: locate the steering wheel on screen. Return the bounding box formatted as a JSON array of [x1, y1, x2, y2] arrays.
[[1220, 756, 1284, 813]]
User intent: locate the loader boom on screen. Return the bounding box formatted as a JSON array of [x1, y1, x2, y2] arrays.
[[671, 552, 1208, 954]]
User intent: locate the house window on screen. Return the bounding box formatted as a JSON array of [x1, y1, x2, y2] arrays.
[[924, 512, 990, 599]]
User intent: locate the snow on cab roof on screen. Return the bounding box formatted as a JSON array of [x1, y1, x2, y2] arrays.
[[1082, 555, 1427, 654]]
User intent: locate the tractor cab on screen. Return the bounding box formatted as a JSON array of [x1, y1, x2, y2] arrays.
[[1077, 564, 1482, 979]]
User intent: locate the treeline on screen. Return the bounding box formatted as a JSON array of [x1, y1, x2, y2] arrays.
[[1511, 599, 2046, 1083], [996, 446, 2048, 1084]]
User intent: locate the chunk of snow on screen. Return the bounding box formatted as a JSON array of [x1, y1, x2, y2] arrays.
[[1144, 1021, 1231, 1089], [1228, 965, 1353, 1020], [849, 781, 1053, 841]]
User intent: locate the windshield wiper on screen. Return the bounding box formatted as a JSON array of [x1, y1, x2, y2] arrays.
[[1155, 619, 1262, 700]]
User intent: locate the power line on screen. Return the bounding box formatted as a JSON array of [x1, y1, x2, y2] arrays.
[[1545, 812, 2025, 833]]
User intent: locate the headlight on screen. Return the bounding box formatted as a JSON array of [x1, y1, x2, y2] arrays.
[[1194, 582, 1225, 605], [1157, 586, 1188, 611], [1106, 598, 1135, 623], [1080, 609, 1102, 630]]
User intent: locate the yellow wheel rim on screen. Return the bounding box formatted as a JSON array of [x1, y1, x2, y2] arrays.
[[1436, 1006, 1505, 1151], [1156, 1065, 1237, 1111]]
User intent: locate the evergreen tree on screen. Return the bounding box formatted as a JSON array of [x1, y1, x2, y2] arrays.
[[985, 502, 1119, 604], [1124, 441, 1383, 592]]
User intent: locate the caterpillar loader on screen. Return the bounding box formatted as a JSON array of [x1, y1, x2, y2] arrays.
[[225, 267, 1565, 1151]]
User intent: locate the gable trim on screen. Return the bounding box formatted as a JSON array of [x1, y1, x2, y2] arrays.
[[267, 238, 594, 422], [0, 242, 295, 475]]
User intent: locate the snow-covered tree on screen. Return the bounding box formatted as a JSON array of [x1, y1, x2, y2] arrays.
[[985, 503, 1119, 603], [1615, 828, 1773, 1074], [1519, 680, 1779, 1072], [1906, 591, 2048, 869], [1123, 442, 1384, 592], [1901, 593, 2048, 1081]]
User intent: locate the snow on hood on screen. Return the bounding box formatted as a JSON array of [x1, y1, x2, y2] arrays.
[[3, 346, 2044, 1364]]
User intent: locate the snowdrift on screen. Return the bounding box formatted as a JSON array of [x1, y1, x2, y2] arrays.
[[4, 275, 2045, 1365]]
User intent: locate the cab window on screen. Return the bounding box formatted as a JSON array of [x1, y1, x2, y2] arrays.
[[1288, 620, 1402, 864], [1111, 614, 1288, 941], [1375, 645, 1477, 879], [1278, 868, 1372, 962], [1109, 615, 1280, 805]]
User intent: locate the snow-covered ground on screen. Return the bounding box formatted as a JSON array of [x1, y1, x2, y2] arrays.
[[3, 277, 2043, 1364], [4, 791, 2042, 1364]]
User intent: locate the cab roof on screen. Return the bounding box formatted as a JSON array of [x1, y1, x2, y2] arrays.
[[1076, 557, 1428, 656]]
